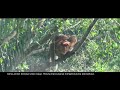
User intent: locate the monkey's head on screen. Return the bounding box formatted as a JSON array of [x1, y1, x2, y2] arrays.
[[53, 34, 77, 56], [55, 34, 69, 43], [68, 35, 77, 47], [55, 41, 70, 56]]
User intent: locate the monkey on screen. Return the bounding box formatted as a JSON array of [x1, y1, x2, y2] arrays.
[[49, 34, 77, 63], [67, 35, 77, 51]]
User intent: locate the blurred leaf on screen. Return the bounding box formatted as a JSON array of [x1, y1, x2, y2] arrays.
[[66, 19, 71, 25], [91, 32, 97, 37], [112, 42, 118, 48], [0, 58, 3, 64], [3, 43, 8, 49]]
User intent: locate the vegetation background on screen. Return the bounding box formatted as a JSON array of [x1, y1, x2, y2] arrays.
[[0, 18, 120, 72]]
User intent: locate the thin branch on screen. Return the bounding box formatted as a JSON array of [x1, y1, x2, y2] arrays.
[[74, 18, 99, 51], [0, 30, 17, 47], [23, 19, 47, 56], [34, 18, 46, 30], [64, 19, 82, 31]]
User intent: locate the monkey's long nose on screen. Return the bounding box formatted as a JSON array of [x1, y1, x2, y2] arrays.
[[63, 42, 70, 46]]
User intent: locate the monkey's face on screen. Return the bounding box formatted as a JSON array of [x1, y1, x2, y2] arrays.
[[56, 41, 70, 55], [51, 34, 77, 58]]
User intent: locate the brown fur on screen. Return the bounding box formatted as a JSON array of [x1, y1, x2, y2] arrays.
[[49, 34, 77, 62]]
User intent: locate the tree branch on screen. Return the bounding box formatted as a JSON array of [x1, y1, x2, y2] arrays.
[[0, 30, 17, 47], [74, 18, 99, 51], [64, 19, 82, 31]]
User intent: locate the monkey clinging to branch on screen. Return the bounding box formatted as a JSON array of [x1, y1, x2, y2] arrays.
[[49, 34, 77, 62]]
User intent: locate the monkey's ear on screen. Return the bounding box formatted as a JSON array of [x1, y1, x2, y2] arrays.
[[63, 42, 70, 46]]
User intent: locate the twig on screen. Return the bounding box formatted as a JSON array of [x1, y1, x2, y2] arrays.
[[0, 30, 17, 47], [74, 18, 99, 52], [64, 20, 82, 31]]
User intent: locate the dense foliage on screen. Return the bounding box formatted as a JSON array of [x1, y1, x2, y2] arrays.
[[0, 18, 120, 72]]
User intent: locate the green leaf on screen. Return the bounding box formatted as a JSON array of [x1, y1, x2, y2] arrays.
[[112, 42, 118, 48], [4, 43, 8, 49], [0, 58, 3, 64], [91, 32, 97, 37], [66, 20, 71, 25], [13, 46, 16, 50]]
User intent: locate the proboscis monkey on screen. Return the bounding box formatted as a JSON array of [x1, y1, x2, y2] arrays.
[[49, 34, 77, 62]]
